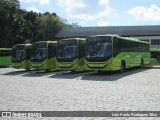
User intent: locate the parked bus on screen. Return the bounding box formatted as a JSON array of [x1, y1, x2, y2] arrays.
[[85, 35, 150, 72], [56, 38, 86, 71], [31, 41, 57, 71], [0, 48, 12, 66], [149, 48, 160, 64], [12, 44, 31, 70]]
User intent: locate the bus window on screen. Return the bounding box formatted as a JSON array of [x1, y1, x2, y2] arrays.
[[0, 50, 12, 56], [31, 43, 47, 61], [113, 38, 119, 57], [157, 52, 160, 61], [57, 40, 78, 59]]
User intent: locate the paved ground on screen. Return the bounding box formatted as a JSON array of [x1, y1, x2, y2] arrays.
[[0, 67, 160, 120]]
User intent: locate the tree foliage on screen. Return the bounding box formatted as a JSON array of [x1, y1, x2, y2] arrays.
[[0, 0, 78, 48]]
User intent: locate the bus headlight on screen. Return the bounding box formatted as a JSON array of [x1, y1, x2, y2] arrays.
[[107, 61, 112, 65]]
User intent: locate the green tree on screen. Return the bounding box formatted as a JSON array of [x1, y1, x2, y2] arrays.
[[0, 0, 80, 47], [0, 0, 17, 47], [35, 12, 70, 41]]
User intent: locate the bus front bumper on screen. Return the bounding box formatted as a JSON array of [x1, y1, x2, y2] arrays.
[[12, 63, 22, 68], [31, 61, 47, 70], [84, 61, 113, 71], [57, 61, 78, 70]]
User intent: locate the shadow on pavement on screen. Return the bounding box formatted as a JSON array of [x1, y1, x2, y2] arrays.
[[2, 67, 151, 81], [147, 66, 160, 69], [81, 67, 151, 81], [49, 71, 92, 79], [2, 69, 34, 76], [22, 70, 60, 77], [49, 67, 151, 81], [0, 66, 11, 68]]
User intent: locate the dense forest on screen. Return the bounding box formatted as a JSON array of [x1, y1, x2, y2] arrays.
[[0, 0, 79, 48]]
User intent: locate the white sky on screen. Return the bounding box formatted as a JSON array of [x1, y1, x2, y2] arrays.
[[20, 0, 160, 26]]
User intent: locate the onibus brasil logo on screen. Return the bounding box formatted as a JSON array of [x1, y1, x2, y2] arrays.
[[1, 112, 42, 118]]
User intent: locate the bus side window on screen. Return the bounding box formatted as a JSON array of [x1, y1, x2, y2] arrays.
[[48, 43, 56, 59], [0, 50, 11, 56], [26, 46, 31, 60], [113, 38, 119, 57], [79, 42, 85, 58]]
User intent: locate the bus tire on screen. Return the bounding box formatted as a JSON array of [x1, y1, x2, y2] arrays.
[[120, 61, 125, 73], [71, 70, 76, 73], [97, 70, 103, 73], [46, 69, 50, 72], [140, 59, 144, 68]]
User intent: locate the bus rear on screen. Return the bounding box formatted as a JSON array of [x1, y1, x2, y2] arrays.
[[31, 41, 57, 71], [0, 48, 12, 66], [56, 38, 85, 71], [12, 44, 31, 70]]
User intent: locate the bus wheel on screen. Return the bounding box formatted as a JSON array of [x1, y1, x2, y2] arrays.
[[140, 59, 144, 68], [97, 70, 103, 73], [46, 69, 50, 72], [71, 70, 76, 73], [120, 61, 125, 73]]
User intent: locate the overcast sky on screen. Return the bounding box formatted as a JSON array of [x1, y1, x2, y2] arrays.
[[20, 0, 160, 27]]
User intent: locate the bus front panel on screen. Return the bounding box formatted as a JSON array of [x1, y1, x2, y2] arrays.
[[31, 42, 57, 70], [12, 45, 31, 70], [57, 39, 81, 71], [85, 36, 114, 71]]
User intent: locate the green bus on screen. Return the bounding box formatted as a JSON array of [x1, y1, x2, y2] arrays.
[[149, 48, 160, 64], [85, 35, 150, 72], [12, 44, 31, 70], [56, 38, 86, 71], [0, 48, 12, 66], [30, 41, 57, 71]]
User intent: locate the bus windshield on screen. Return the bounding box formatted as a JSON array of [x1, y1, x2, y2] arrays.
[[57, 40, 78, 61], [12, 45, 25, 62], [31, 43, 47, 62], [86, 36, 112, 61]]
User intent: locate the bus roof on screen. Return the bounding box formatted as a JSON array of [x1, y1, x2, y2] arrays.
[[12, 44, 31, 49], [119, 36, 149, 44], [59, 38, 86, 41], [13, 43, 31, 46], [87, 34, 117, 38], [33, 41, 57, 44], [0, 48, 12, 50], [87, 34, 149, 44]]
